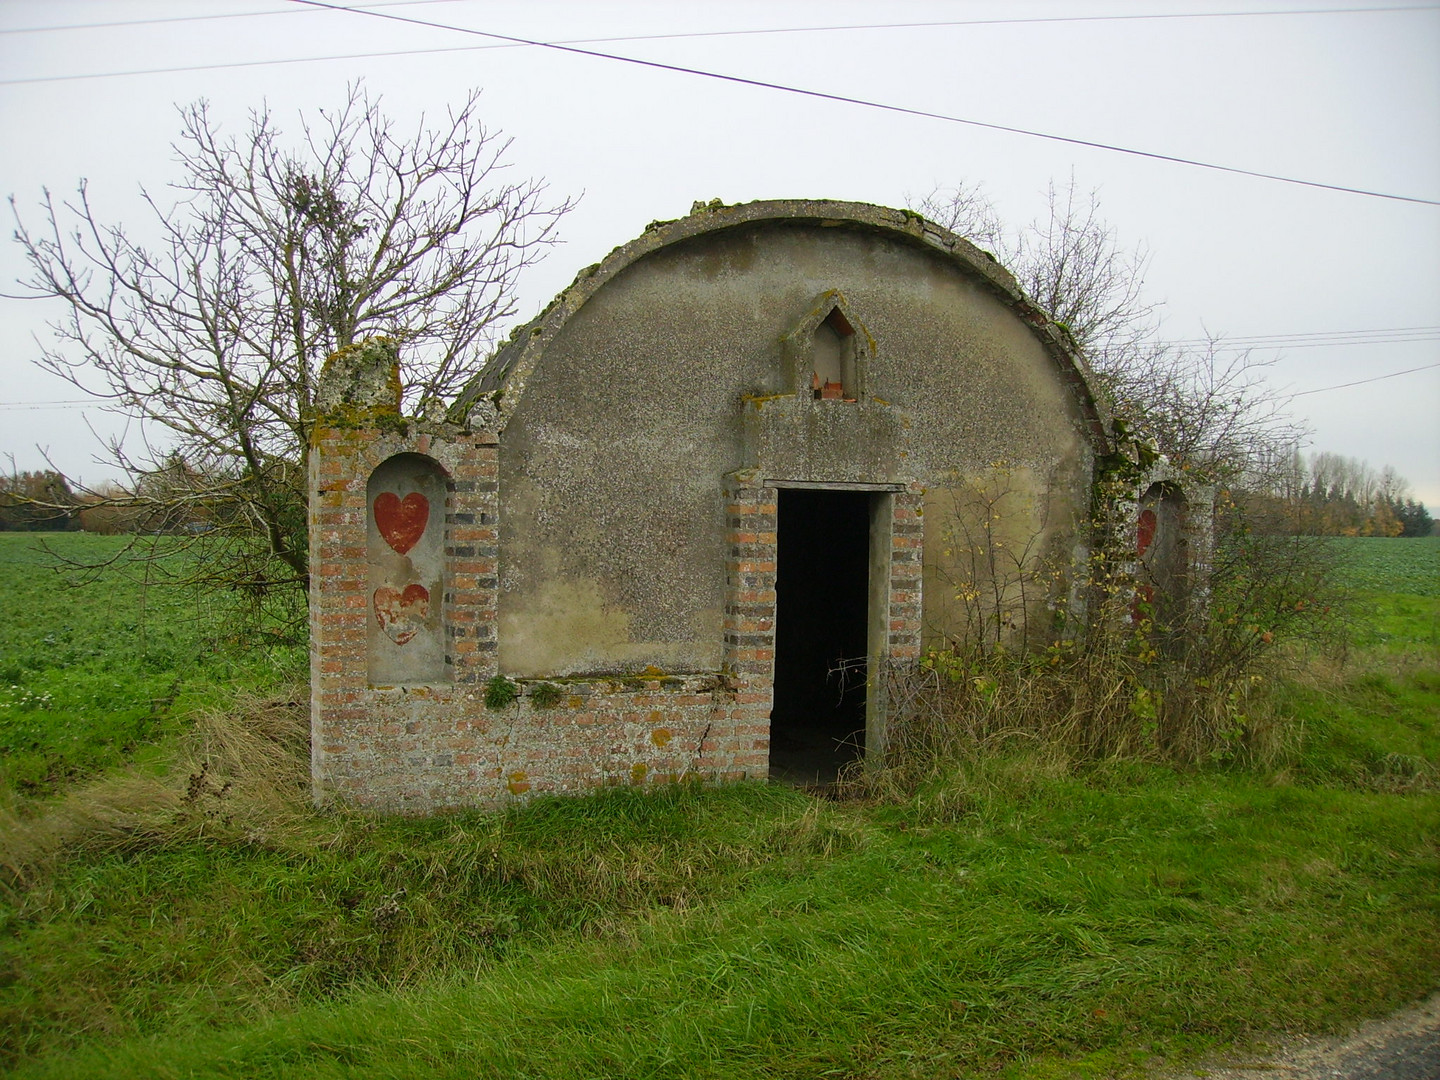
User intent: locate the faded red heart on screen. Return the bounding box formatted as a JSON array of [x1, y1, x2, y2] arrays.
[[374, 491, 429, 555], [373, 583, 430, 645], [1136, 507, 1157, 557]]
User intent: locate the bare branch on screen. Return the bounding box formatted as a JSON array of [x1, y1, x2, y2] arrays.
[[912, 176, 1300, 483], [10, 82, 573, 606]]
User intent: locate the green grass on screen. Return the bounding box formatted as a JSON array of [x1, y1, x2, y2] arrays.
[[1279, 667, 1440, 786], [1329, 537, 1438, 663], [0, 535, 1436, 1078], [1276, 536, 1440, 789], [1331, 535, 1440, 597], [0, 534, 303, 792], [4, 771, 1435, 1078]]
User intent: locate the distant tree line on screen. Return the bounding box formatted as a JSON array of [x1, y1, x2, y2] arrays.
[[0, 471, 79, 531], [0, 461, 229, 535], [11, 445, 1428, 539], [1247, 451, 1434, 538]]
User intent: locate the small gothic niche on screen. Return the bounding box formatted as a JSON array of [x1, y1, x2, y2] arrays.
[[781, 291, 875, 403], [811, 308, 855, 400]]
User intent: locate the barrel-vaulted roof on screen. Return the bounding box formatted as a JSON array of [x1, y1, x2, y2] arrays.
[[448, 198, 1110, 451]]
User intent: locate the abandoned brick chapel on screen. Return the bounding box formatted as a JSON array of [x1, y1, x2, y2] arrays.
[[309, 199, 1202, 811]]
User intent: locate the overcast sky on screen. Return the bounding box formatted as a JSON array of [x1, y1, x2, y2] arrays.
[[1, 0, 1437, 503]]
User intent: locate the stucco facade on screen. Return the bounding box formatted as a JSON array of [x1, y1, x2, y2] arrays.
[[309, 199, 1115, 811]]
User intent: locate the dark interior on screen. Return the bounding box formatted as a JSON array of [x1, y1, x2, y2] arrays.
[[769, 488, 871, 787]]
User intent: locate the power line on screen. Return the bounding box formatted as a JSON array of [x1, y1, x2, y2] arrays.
[[1289, 361, 1440, 395], [0, 42, 493, 86], [286, 0, 1440, 207], [6, 3, 1434, 36], [1, 9, 1435, 123], [0, 0, 462, 35], [1178, 325, 1440, 342], [6, 10, 1440, 215], [6, 7, 1436, 86], [1167, 326, 1440, 349], [1234, 336, 1440, 349]]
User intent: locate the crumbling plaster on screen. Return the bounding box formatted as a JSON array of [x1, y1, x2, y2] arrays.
[[310, 200, 1120, 811], [470, 201, 1109, 676]]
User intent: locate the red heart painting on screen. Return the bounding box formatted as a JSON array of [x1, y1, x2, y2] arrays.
[[1136, 508, 1157, 557], [373, 584, 430, 645], [374, 491, 429, 555]]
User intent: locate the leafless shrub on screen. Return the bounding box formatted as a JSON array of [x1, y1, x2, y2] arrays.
[[913, 178, 1305, 486], [853, 460, 1344, 802]]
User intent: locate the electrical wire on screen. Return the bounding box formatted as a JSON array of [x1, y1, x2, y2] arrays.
[[7, 5, 1437, 85], [5, 3, 1434, 36], [1168, 326, 1440, 349], [1177, 325, 1440, 341], [283, 0, 1440, 206], [6, 4, 1438, 208], [5, 0, 1434, 204], [1289, 361, 1440, 395], [0, 0, 463, 35], [0, 42, 496, 86]]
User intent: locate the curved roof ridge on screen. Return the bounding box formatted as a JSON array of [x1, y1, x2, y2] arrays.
[[448, 198, 1110, 450]]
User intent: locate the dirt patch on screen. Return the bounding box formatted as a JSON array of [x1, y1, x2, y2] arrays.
[[1162, 991, 1440, 1080]]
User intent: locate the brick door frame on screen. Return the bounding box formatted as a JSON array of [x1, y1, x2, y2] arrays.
[[722, 474, 924, 771]]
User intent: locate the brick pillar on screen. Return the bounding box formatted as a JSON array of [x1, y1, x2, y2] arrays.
[[887, 486, 925, 662], [442, 435, 500, 683], [309, 423, 375, 799], [715, 477, 779, 779]]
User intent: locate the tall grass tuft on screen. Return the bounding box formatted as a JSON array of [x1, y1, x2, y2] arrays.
[[0, 685, 870, 1066], [0, 688, 311, 889], [877, 628, 1281, 760]]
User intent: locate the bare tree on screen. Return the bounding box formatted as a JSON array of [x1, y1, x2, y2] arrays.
[[913, 180, 1010, 261], [915, 175, 1155, 368], [913, 177, 1303, 482], [1098, 338, 1305, 483], [11, 84, 573, 610]]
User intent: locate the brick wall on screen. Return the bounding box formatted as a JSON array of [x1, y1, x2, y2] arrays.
[[888, 487, 926, 663], [311, 426, 777, 812], [310, 422, 505, 808], [319, 673, 749, 810], [312, 432, 923, 812]]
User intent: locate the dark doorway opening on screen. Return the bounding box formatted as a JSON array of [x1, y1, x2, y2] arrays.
[[770, 488, 872, 787]]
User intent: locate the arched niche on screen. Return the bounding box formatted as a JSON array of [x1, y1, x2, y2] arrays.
[[367, 453, 447, 684], [1136, 482, 1190, 630], [780, 290, 875, 402]]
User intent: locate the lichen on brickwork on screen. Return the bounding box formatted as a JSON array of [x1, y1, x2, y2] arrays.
[[313, 338, 403, 429]]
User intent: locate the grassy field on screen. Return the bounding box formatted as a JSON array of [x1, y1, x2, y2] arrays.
[[1331, 535, 1440, 598], [0, 534, 304, 793], [0, 534, 1435, 1078]]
